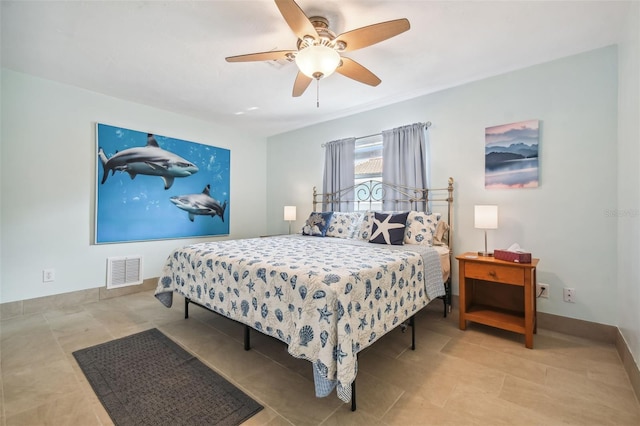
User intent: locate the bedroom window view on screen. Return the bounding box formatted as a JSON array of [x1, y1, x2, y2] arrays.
[[354, 136, 383, 211]]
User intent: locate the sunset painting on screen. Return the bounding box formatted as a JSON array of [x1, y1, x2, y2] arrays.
[[485, 119, 539, 189]]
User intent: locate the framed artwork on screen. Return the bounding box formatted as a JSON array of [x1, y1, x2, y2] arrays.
[[485, 119, 539, 189], [95, 123, 230, 244]]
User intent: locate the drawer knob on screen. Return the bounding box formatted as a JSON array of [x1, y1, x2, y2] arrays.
[[488, 270, 497, 277]]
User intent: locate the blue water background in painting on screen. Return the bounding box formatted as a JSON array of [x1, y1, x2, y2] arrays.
[[485, 157, 538, 188], [95, 123, 230, 243]]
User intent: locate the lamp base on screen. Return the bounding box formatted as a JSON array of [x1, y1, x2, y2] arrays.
[[479, 230, 494, 256]]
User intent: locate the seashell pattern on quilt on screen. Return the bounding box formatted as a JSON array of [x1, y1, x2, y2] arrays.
[[155, 235, 444, 403]]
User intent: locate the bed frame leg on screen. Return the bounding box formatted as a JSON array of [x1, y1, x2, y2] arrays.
[[448, 277, 453, 314], [443, 278, 452, 318], [351, 380, 356, 411], [184, 297, 190, 319], [410, 315, 416, 350], [244, 325, 251, 351]]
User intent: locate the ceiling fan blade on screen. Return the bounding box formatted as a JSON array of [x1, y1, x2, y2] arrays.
[[292, 71, 313, 97], [335, 18, 410, 52], [336, 57, 381, 87], [225, 50, 296, 62], [274, 0, 318, 41]]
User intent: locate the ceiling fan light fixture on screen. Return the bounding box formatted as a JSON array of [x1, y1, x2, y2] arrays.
[[225, 0, 410, 98], [295, 45, 341, 79]]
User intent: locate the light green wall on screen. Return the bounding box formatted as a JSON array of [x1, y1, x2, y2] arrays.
[[616, 1, 640, 367], [0, 69, 268, 303], [1, 37, 636, 368], [267, 47, 620, 329]]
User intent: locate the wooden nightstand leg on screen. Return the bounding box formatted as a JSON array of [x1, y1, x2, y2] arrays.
[[524, 270, 534, 349], [525, 330, 533, 349], [533, 268, 538, 334], [458, 260, 467, 330]]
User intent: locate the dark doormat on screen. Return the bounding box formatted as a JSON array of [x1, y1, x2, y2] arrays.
[[73, 328, 263, 426]]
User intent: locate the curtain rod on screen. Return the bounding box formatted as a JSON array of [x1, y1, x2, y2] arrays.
[[322, 121, 431, 147]]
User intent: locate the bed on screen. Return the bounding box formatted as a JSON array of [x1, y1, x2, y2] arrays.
[[155, 178, 454, 410]]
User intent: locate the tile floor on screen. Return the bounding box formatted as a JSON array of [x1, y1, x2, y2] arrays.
[[1, 290, 638, 425]]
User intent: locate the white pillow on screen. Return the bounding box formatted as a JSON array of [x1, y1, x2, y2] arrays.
[[325, 212, 361, 239], [354, 211, 375, 241], [347, 212, 364, 239], [404, 211, 441, 245]]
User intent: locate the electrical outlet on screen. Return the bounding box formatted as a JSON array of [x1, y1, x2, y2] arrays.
[[537, 283, 549, 298], [563, 287, 575, 303], [43, 269, 55, 282]]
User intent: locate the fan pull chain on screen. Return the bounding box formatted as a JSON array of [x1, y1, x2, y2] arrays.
[[316, 78, 320, 108]]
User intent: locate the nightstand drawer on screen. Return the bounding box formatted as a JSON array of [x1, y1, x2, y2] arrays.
[[465, 262, 524, 285]]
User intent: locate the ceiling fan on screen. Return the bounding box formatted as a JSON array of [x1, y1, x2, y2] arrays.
[[225, 0, 410, 99]]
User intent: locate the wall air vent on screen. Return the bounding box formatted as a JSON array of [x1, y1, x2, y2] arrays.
[[106, 256, 143, 289]]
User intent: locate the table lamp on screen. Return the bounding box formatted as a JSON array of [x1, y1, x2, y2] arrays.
[[284, 206, 296, 234], [474, 205, 498, 256]]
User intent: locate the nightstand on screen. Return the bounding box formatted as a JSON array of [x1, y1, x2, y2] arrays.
[[456, 252, 539, 349]]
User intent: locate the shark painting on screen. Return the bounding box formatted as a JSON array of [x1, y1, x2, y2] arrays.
[[98, 133, 199, 190], [170, 184, 227, 222]]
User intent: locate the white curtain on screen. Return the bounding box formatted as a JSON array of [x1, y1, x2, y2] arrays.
[[322, 137, 356, 212], [382, 123, 429, 211]]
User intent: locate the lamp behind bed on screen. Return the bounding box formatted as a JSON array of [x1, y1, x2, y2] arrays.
[[284, 206, 297, 234]]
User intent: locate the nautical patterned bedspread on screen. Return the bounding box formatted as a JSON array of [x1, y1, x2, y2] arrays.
[[155, 235, 445, 403]]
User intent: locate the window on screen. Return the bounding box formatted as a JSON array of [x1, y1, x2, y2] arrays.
[[354, 135, 383, 211], [354, 135, 382, 183]]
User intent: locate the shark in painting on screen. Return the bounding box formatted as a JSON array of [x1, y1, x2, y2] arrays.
[[170, 184, 227, 222], [98, 133, 199, 190]]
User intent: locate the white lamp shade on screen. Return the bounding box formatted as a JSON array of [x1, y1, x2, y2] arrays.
[[474, 205, 498, 229], [284, 206, 297, 221], [295, 45, 341, 79]]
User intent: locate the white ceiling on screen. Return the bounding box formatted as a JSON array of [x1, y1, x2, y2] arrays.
[[1, 1, 631, 138]]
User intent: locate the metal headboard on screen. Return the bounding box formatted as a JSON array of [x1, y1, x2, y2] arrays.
[[312, 177, 454, 251]]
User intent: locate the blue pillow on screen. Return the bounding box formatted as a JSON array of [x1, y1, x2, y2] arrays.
[[302, 212, 334, 237], [369, 212, 409, 245]]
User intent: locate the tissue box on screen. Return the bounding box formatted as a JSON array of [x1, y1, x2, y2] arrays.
[[494, 249, 532, 263]]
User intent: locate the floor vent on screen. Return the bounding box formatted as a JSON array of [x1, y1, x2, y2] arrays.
[[107, 256, 143, 289]]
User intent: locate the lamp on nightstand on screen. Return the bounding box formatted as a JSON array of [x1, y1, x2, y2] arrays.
[[474, 205, 498, 256], [284, 206, 296, 234]]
